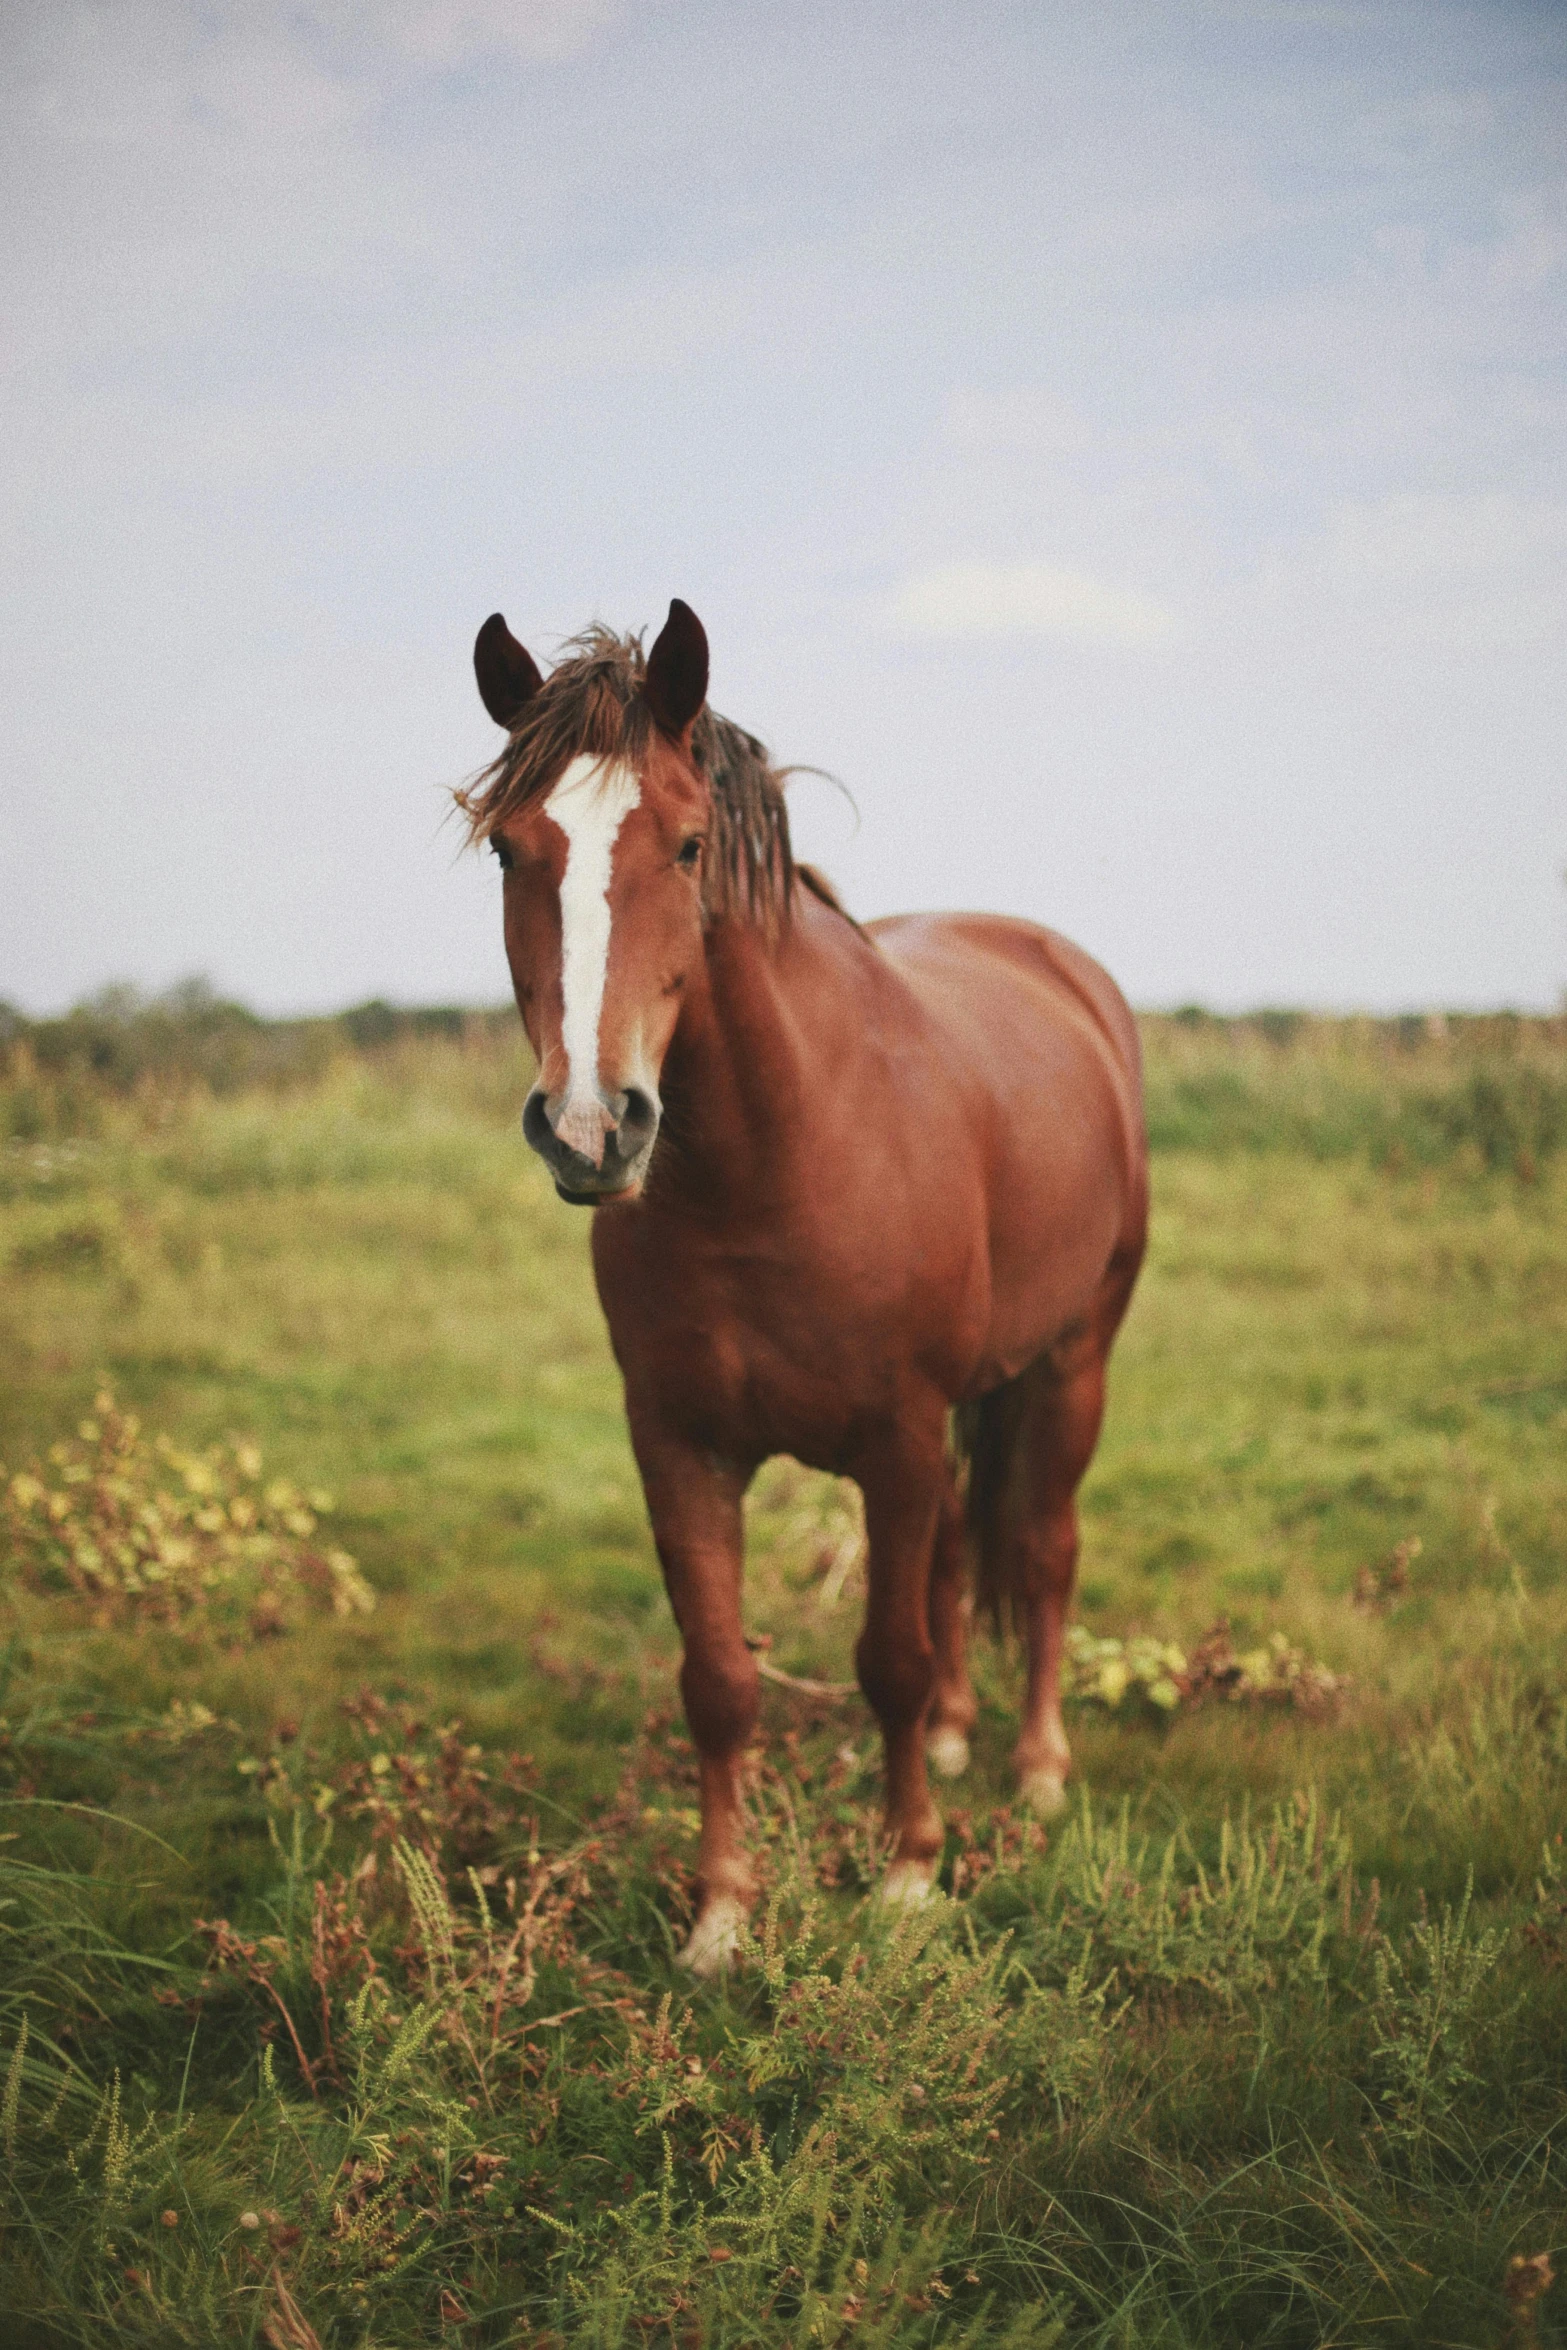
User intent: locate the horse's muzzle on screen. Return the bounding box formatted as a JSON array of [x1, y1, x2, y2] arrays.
[[522, 1086, 660, 1203]]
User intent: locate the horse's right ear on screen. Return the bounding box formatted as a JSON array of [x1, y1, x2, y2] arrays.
[[474, 614, 545, 729]]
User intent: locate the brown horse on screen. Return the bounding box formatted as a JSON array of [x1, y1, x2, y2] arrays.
[[461, 600, 1147, 1974]]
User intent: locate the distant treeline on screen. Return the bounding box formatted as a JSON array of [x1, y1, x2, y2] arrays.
[[0, 983, 516, 1125], [2, 982, 1565, 1173]]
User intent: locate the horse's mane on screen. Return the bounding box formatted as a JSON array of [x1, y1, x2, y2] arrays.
[[456, 626, 796, 930]]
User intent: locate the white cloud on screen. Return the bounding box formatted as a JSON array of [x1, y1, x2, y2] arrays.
[[1326, 491, 1567, 582], [945, 388, 1104, 458], [1245, 491, 1567, 660], [17, 0, 617, 149], [382, 0, 618, 63], [886, 561, 1178, 646], [20, 6, 367, 144]]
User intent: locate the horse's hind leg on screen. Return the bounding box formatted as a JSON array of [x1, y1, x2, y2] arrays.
[[1007, 1355, 1108, 1815], [926, 1462, 977, 1780]]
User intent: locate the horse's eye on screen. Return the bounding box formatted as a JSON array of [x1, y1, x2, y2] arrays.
[[491, 838, 515, 872], [677, 837, 703, 870]]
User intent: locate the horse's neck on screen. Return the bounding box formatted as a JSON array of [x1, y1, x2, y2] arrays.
[[656, 911, 833, 1197]]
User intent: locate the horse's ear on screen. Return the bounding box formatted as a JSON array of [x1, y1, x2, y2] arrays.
[[643, 599, 709, 737], [474, 613, 545, 729]]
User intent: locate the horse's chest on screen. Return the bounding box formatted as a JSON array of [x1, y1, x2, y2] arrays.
[[598, 1228, 969, 1464]]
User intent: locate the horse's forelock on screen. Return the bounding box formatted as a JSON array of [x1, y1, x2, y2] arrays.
[[457, 626, 796, 930], [458, 629, 650, 843]]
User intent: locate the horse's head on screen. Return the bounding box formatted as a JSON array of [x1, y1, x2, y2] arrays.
[[470, 600, 713, 1203]]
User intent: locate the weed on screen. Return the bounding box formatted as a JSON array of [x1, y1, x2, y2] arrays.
[[971, 1787, 1356, 2007], [1368, 1871, 1507, 2157]]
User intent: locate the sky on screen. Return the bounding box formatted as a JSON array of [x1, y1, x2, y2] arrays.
[[2, 0, 1564, 1016]]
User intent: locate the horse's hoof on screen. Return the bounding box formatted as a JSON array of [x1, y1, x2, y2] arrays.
[[1018, 1767, 1068, 1817], [878, 1857, 936, 1908], [926, 1727, 971, 1780], [678, 1895, 746, 1978]]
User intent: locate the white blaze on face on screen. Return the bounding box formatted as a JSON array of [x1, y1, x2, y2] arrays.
[[543, 753, 642, 1164]]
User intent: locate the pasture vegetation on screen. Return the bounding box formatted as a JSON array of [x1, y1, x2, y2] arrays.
[[1, 990, 1565, 2348]]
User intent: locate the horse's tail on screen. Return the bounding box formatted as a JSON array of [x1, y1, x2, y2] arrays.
[[952, 1376, 1029, 1639]]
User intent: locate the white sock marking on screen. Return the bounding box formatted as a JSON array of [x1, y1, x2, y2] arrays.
[[544, 754, 641, 1158]]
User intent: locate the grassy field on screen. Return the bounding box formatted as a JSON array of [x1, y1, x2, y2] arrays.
[[2, 1004, 1566, 2347]]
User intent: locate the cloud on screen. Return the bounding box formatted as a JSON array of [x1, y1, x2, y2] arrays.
[[1247, 491, 1567, 658], [945, 388, 1105, 458], [17, 0, 618, 149], [1488, 181, 1567, 295], [382, 0, 618, 63], [1192, 0, 1370, 24], [19, 7, 368, 144], [1326, 490, 1567, 582], [1354, 88, 1498, 169], [886, 561, 1178, 646]]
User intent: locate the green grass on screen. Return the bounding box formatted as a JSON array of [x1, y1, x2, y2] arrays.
[[2, 1015, 1566, 2346]]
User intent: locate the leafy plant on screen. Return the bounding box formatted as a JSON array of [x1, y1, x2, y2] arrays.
[[1063, 1619, 1346, 1718], [1063, 1626, 1187, 1713], [2, 1392, 373, 1637]]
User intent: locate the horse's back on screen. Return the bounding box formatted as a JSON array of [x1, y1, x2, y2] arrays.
[[868, 910, 1148, 1382], [870, 912, 1137, 1079]]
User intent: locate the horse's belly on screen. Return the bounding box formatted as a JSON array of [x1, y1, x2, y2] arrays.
[[876, 912, 1145, 1383], [973, 1183, 1126, 1386]]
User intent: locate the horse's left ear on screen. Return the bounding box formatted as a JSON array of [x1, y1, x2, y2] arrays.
[[644, 599, 709, 737]]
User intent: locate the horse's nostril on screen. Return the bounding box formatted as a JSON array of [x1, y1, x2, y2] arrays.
[[618, 1087, 659, 1153], [521, 1090, 555, 1155]]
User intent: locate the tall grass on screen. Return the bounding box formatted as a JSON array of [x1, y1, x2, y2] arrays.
[[1141, 1009, 1567, 1172], [1, 1007, 1565, 2344]]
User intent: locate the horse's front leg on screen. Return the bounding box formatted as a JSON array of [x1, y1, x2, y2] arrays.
[[854, 1423, 947, 1904], [635, 1441, 758, 1976]]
